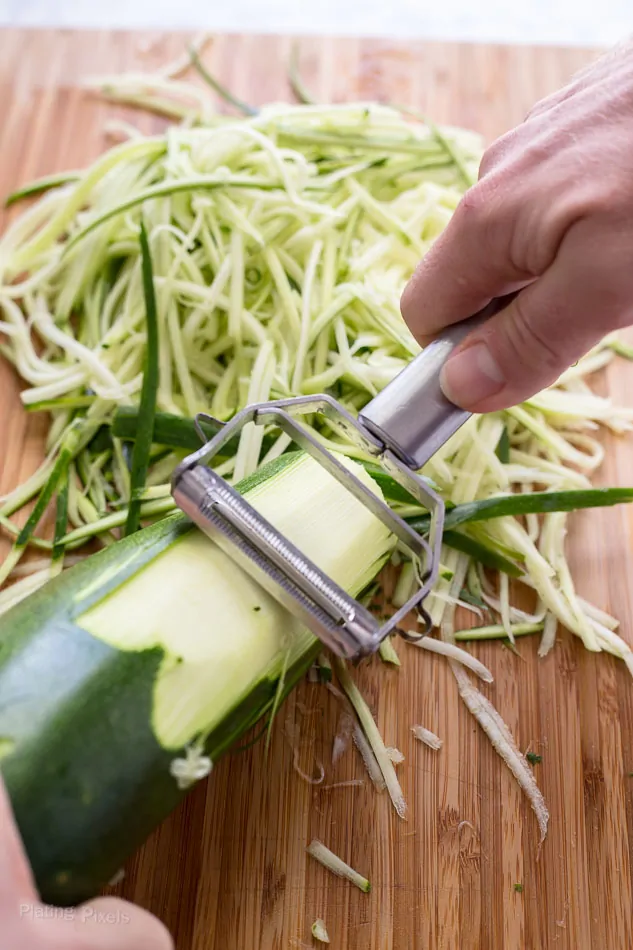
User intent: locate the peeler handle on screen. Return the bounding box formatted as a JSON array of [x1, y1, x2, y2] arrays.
[[358, 295, 512, 470]]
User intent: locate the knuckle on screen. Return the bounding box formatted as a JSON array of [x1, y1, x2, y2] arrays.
[[524, 91, 559, 122], [524, 103, 541, 122], [479, 129, 517, 177], [457, 182, 489, 220], [455, 177, 503, 237], [478, 146, 496, 179], [517, 131, 562, 175]]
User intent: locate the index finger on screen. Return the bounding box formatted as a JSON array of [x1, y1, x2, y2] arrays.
[[400, 184, 534, 344]]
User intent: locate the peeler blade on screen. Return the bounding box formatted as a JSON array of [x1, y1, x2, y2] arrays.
[[172, 463, 383, 659]]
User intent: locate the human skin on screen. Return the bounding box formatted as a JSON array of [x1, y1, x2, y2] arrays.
[[2, 38, 633, 950], [400, 41, 633, 413], [0, 776, 173, 950]]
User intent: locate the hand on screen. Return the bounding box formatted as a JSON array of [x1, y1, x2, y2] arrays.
[[0, 776, 173, 949], [400, 41, 633, 412]]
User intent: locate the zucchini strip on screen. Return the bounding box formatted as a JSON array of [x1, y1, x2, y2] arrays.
[[288, 43, 318, 106], [408, 487, 633, 532], [125, 223, 159, 536], [5, 171, 81, 207], [189, 46, 258, 116]]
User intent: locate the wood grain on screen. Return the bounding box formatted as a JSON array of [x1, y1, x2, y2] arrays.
[[1, 28, 631, 950]]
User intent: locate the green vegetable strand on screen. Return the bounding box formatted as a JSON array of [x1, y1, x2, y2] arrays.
[[52, 472, 70, 568], [408, 487, 633, 532], [4, 171, 81, 207], [125, 223, 159, 536], [288, 43, 317, 105], [189, 46, 258, 116]]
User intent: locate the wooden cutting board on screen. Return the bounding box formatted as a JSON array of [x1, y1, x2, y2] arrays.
[[1, 28, 632, 950]]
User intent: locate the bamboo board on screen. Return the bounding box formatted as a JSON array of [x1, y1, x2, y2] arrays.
[[1, 28, 632, 950]]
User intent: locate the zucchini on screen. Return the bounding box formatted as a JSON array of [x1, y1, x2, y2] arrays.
[[0, 452, 393, 905]]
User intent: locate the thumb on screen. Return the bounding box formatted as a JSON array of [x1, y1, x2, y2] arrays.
[[0, 773, 38, 903], [65, 896, 175, 950], [438, 253, 612, 412], [26, 896, 174, 950]]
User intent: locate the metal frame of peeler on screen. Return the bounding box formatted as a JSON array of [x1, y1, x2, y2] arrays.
[[171, 394, 445, 661], [171, 298, 513, 660]]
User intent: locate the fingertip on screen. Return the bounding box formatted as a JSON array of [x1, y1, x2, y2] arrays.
[[400, 254, 447, 344], [132, 908, 175, 950], [77, 896, 175, 950], [399, 262, 423, 327]]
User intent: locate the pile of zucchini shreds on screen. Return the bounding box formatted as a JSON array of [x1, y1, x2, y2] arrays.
[[2, 44, 633, 845]]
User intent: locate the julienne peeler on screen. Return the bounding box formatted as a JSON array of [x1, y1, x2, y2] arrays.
[[171, 298, 507, 661]]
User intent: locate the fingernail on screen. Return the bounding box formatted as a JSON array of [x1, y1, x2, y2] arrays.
[[440, 341, 505, 408]]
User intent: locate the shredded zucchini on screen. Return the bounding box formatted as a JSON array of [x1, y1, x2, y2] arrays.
[[1, 90, 630, 660], [332, 657, 406, 818], [306, 839, 370, 893], [2, 46, 633, 856], [311, 919, 330, 943], [411, 725, 443, 751]]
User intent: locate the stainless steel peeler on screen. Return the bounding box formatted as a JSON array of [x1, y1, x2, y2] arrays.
[[171, 299, 505, 661]]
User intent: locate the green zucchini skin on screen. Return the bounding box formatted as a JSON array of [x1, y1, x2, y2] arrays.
[[1, 622, 172, 906], [0, 455, 318, 906], [112, 406, 279, 456]]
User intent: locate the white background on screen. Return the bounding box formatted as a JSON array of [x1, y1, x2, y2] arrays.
[[0, 0, 631, 48]]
